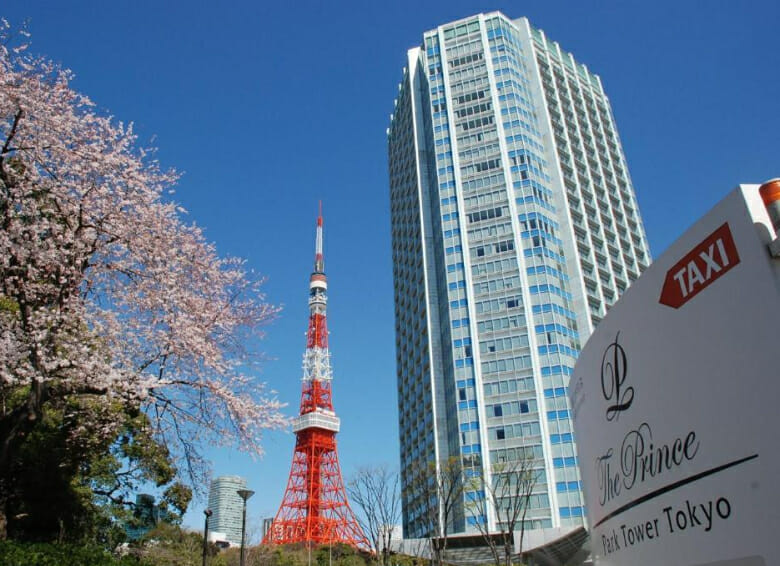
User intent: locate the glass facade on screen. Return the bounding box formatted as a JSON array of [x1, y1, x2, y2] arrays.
[[207, 475, 248, 546], [387, 13, 651, 541], [528, 25, 650, 325]]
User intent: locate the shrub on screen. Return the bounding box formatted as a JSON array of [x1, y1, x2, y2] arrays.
[[0, 540, 139, 566]]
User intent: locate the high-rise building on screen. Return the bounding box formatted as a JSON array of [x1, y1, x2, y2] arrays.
[[387, 11, 650, 546], [124, 494, 169, 541], [207, 475, 247, 546]]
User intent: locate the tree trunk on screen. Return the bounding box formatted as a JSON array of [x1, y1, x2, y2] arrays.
[[0, 475, 12, 540], [488, 539, 501, 566], [432, 538, 442, 566], [0, 391, 46, 541], [0, 425, 17, 541]]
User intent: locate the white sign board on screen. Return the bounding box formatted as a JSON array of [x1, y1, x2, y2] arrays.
[[570, 185, 780, 566]]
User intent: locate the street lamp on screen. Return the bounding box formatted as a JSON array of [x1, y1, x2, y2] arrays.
[[237, 489, 255, 566], [202, 509, 213, 566]]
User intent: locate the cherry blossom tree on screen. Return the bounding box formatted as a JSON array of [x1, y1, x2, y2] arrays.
[[0, 21, 286, 537]]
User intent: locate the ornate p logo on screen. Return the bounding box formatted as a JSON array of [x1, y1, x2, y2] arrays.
[[600, 332, 633, 421]]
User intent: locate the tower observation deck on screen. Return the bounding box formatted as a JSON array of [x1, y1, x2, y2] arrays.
[[263, 207, 367, 548]]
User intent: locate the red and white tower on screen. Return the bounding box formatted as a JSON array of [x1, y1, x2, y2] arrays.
[[263, 207, 367, 548]]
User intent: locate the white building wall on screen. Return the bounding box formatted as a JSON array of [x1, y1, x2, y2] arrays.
[[388, 11, 650, 542]]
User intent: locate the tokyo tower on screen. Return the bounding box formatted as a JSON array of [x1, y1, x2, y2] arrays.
[[263, 207, 367, 548]]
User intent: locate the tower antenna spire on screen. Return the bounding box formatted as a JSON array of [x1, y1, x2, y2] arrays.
[[314, 201, 324, 274]]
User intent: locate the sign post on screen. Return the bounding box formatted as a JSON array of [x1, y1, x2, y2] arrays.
[[571, 185, 780, 566]]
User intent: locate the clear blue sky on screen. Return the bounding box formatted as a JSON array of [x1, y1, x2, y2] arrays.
[[5, 0, 779, 535]]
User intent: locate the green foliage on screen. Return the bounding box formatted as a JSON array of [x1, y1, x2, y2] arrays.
[[387, 553, 428, 566], [161, 482, 193, 519], [314, 543, 367, 566], [4, 395, 189, 543], [205, 542, 376, 566], [0, 537, 430, 566], [0, 540, 138, 566], [6, 397, 111, 542], [0, 294, 19, 314], [130, 522, 223, 566]]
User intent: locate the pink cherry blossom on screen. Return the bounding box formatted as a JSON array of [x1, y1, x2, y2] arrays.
[[0, 19, 287, 502]]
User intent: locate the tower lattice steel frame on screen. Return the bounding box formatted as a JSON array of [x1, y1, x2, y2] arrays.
[[263, 207, 367, 548]]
